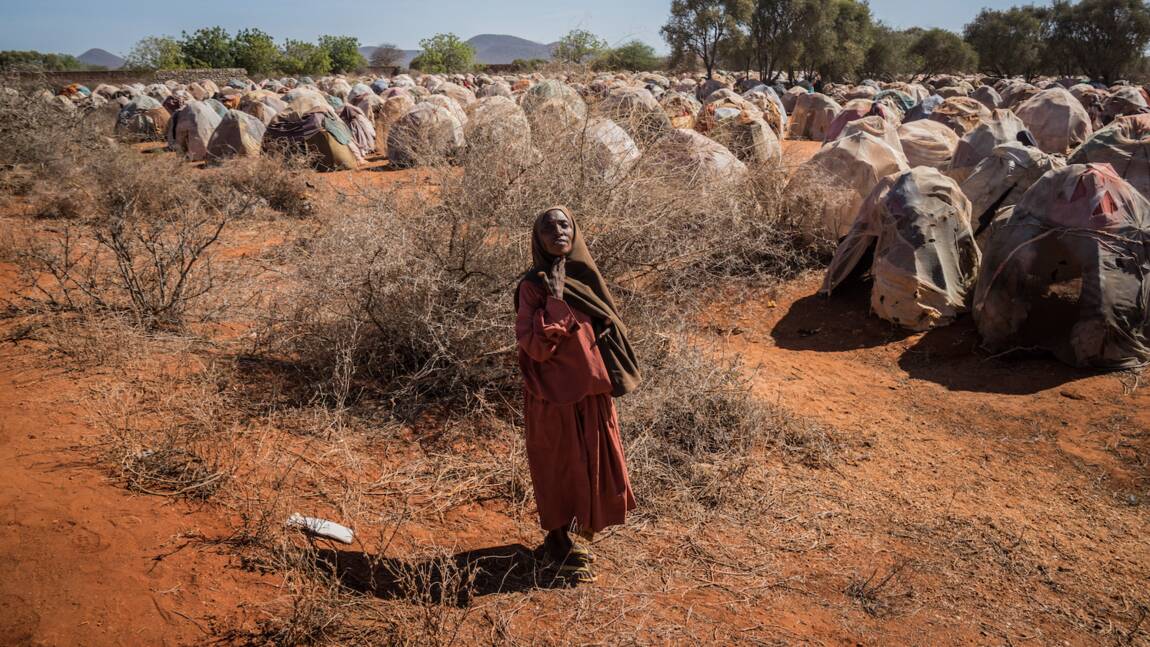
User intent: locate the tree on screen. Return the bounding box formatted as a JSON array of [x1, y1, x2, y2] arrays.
[[553, 29, 608, 65], [124, 36, 186, 70], [179, 26, 235, 68], [1063, 0, 1150, 82], [660, 0, 742, 78], [817, 0, 875, 81], [415, 33, 476, 73], [747, 0, 806, 82], [318, 35, 366, 73], [279, 39, 331, 76], [862, 24, 918, 80], [370, 43, 405, 68], [908, 28, 978, 77], [964, 7, 1046, 79], [595, 41, 664, 71], [0, 50, 90, 71], [231, 28, 278, 75]]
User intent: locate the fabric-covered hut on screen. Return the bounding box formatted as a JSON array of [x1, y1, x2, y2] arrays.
[[166, 100, 223, 161], [821, 167, 979, 331], [1067, 113, 1150, 199], [974, 164, 1150, 368], [1014, 87, 1093, 155], [959, 142, 1064, 243], [207, 109, 266, 159], [386, 102, 465, 168], [787, 93, 841, 141], [898, 119, 960, 170], [948, 109, 1034, 183]]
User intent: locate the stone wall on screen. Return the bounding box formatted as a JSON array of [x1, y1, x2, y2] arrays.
[[8, 68, 250, 89]]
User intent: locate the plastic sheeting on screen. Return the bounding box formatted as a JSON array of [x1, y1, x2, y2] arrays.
[[822, 167, 980, 331], [1068, 113, 1150, 199], [959, 142, 1064, 243], [898, 119, 959, 170], [974, 163, 1150, 369], [1015, 87, 1093, 155]]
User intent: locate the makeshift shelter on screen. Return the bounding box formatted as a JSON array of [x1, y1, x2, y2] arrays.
[[787, 93, 841, 141], [1067, 113, 1150, 199], [741, 87, 787, 136], [1014, 87, 1093, 155], [645, 128, 747, 183], [386, 102, 465, 168], [781, 86, 808, 113], [1101, 86, 1150, 124], [898, 119, 959, 170], [928, 97, 991, 136], [463, 96, 534, 168], [115, 96, 170, 140], [822, 167, 979, 331], [824, 99, 877, 141], [705, 107, 781, 165], [960, 142, 1064, 242], [339, 103, 377, 155], [207, 109, 266, 159], [792, 131, 909, 238], [520, 80, 587, 135], [265, 106, 363, 171], [166, 100, 223, 161], [948, 109, 1033, 183], [974, 163, 1150, 369], [600, 86, 672, 145], [972, 85, 1002, 110], [580, 118, 641, 183], [840, 115, 906, 165], [660, 91, 703, 130], [437, 82, 477, 107]]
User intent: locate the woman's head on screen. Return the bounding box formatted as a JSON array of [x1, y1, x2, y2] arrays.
[[535, 208, 574, 258]]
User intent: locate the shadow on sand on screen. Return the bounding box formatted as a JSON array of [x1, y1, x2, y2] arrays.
[[314, 543, 575, 607]]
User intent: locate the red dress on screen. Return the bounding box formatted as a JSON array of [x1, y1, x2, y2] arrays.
[[515, 280, 637, 533]]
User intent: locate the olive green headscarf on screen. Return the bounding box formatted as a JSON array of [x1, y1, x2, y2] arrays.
[[516, 206, 641, 398]]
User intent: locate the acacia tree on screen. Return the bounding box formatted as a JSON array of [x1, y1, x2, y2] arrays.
[[124, 36, 186, 70], [318, 35, 366, 73], [554, 29, 607, 65], [1064, 0, 1150, 82], [370, 43, 405, 68], [909, 28, 978, 78], [414, 33, 475, 73], [232, 28, 278, 75], [661, 0, 742, 78], [748, 0, 805, 82], [179, 26, 235, 68], [964, 7, 1046, 79], [279, 40, 331, 76]]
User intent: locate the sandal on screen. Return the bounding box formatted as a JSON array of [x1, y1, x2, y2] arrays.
[[556, 559, 597, 584]]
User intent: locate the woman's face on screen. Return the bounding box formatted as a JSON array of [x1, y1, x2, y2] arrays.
[[537, 210, 573, 257]]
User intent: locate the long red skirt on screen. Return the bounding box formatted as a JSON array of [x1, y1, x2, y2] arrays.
[[523, 390, 636, 533]]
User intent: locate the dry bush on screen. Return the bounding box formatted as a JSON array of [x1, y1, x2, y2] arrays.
[[0, 78, 117, 171], [6, 150, 256, 328], [212, 152, 314, 219]]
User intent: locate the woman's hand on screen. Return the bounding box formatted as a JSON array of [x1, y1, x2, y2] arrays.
[[538, 256, 566, 300]]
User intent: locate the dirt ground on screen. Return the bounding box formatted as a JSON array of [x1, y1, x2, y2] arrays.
[[1, 140, 1148, 645]]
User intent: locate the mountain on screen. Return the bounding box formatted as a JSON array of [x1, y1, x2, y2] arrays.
[[465, 34, 553, 65], [77, 48, 124, 70]]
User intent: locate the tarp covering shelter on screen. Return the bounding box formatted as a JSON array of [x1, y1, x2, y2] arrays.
[[793, 131, 909, 238], [840, 115, 907, 165], [948, 109, 1032, 183], [386, 102, 465, 168], [705, 107, 781, 164], [974, 163, 1150, 369], [822, 167, 980, 331], [959, 142, 1064, 242], [339, 103, 377, 155], [1015, 87, 1093, 155], [207, 109, 266, 159], [1068, 113, 1150, 199], [1101, 86, 1150, 124], [645, 128, 747, 183], [928, 97, 991, 136], [463, 96, 534, 168], [661, 91, 702, 130], [787, 93, 841, 141], [265, 106, 363, 171], [898, 119, 959, 170], [600, 86, 672, 145], [580, 118, 642, 183], [167, 100, 223, 161], [115, 96, 170, 140]]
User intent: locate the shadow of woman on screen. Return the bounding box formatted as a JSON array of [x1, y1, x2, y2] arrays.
[[314, 543, 573, 607]]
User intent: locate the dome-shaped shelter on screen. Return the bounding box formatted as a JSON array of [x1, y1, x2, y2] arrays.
[[644, 128, 747, 183], [960, 142, 1064, 243], [948, 109, 1034, 183], [1015, 88, 1093, 155], [386, 102, 465, 168], [207, 109, 266, 159], [1068, 113, 1150, 199], [974, 164, 1150, 369], [787, 93, 841, 141], [898, 119, 959, 170], [822, 167, 979, 331]]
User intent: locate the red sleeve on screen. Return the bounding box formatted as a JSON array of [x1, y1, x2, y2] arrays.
[[515, 280, 579, 363]]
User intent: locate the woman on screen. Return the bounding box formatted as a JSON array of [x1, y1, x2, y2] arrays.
[[514, 206, 641, 584]]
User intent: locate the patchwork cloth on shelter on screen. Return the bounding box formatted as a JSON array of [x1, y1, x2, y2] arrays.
[[1068, 113, 1150, 199], [973, 163, 1150, 369], [821, 167, 980, 331], [960, 142, 1065, 242]]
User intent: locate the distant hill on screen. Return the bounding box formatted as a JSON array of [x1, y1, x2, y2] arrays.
[[361, 34, 554, 68], [78, 48, 124, 70], [465, 34, 554, 65]]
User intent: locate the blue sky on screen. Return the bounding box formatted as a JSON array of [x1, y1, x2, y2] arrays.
[[0, 0, 1051, 56]]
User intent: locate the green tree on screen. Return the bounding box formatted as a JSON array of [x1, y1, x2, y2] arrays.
[[818, 0, 875, 81], [964, 7, 1046, 79], [553, 29, 608, 65], [370, 43, 405, 68], [1063, 0, 1150, 82], [318, 35, 366, 73], [415, 33, 476, 73], [908, 28, 978, 77], [279, 39, 332, 76], [232, 28, 279, 75], [124, 36, 186, 70], [861, 24, 918, 80], [747, 0, 806, 82], [179, 26, 235, 68], [660, 0, 743, 78], [0, 50, 90, 71], [595, 41, 664, 71]]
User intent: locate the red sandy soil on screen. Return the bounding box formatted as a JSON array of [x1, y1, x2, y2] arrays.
[[2, 140, 1147, 644]]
